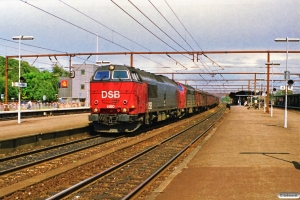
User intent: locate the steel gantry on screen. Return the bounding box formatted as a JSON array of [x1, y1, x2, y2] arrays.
[[4, 50, 300, 114]]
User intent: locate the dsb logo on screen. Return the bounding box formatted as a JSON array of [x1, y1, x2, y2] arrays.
[[102, 91, 120, 98]]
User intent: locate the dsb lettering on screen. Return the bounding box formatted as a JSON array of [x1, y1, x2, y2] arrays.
[[102, 91, 120, 98]]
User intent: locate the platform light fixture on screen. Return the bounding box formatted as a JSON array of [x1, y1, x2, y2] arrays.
[[265, 62, 280, 117], [12, 35, 34, 124], [275, 37, 299, 128]]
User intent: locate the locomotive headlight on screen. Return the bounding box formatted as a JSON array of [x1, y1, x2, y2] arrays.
[[93, 108, 99, 113], [122, 108, 127, 113], [109, 65, 115, 71]]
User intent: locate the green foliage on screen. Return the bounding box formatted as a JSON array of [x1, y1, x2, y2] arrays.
[[222, 95, 231, 103], [52, 65, 70, 77], [0, 56, 68, 102], [274, 90, 293, 96]]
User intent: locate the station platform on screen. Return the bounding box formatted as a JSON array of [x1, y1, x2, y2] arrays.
[[1, 106, 299, 199], [150, 106, 300, 200], [0, 113, 90, 141]]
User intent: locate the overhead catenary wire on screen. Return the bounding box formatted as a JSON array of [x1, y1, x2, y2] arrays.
[[20, 0, 129, 51], [19, 0, 170, 69], [0, 38, 96, 67], [128, 0, 190, 52], [162, 0, 225, 87], [148, 0, 209, 73], [18, 0, 213, 79], [0, 37, 66, 54], [58, 1, 185, 75], [155, 0, 221, 87], [1, 38, 98, 69], [127, 0, 210, 74], [120, 0, 208, 80], [111, 0, 180, 54], [126, 1, 192, 71], [111, 0, 204, 76], [163, 0, 204, 53], [58, 0, 152, 52], [164, 0, 203, 52], [17, 0, 228, 88], [0, 45, 62, 68], [148, 0, 195, 51], [57, 0, 176, 70]]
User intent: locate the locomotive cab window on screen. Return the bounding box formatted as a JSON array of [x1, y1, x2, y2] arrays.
[[112, 70, 129, 80], [94, 71, 109, 80]]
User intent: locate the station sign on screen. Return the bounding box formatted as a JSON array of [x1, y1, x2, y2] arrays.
[[12, 82, 27, 87], [280, 85, 293, 91]]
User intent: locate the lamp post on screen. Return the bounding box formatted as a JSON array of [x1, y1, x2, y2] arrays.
[[12, 35, 34, 124], [275, 37, 299, 128], [265, 62, 280, 117]]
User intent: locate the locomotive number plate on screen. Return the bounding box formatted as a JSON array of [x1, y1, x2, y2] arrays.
[[107, 105, 115, 108]]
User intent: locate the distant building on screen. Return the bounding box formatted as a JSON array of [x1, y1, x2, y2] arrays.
[[229, 90, 262, 105], [58, 64, 99, 106]]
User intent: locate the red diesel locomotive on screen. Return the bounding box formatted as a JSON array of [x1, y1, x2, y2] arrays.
[[88, 64, 219, 133]]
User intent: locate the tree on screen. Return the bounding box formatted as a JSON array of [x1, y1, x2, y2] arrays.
[[52, 65, 70, 77], [0, 56, 69, 102], [222, 95, 231, 103], [0, 57, 19, 102]]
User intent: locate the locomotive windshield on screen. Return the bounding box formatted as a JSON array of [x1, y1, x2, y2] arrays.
[[94, 71, 109, 80], [93, 70, 130, 81], [112, 70, 129, 79]]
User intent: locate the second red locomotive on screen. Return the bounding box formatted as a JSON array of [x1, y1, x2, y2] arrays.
[[88, 64, 219, 133]]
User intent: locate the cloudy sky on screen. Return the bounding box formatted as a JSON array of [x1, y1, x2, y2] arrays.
[[1, 0, 300, 93]]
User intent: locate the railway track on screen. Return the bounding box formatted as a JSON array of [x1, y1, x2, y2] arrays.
[[0, 134, 125, 190], [1, 105, 225, 199], [48, 106, 225, 199]]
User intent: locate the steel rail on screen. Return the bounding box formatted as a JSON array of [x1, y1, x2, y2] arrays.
[[123, 108, 225, 199], [0, 134, 124, 175], [0, 134, 99, 162]]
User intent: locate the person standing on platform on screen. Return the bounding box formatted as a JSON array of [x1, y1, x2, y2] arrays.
[[27, 100, 32, 110]]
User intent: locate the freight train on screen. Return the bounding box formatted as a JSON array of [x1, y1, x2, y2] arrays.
[[88, 64, 219, 133]]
